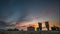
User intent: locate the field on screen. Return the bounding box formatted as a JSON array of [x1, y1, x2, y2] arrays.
[[0, 31, 60, 34]]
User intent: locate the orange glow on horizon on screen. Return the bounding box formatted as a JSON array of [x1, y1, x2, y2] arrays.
[[15, 18, 60, 30], [32, 23, 38, 28]]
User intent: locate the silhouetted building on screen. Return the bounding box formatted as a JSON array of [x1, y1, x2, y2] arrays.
[[45, 21, 49, 30], [37, 22, 42, 31], [27, 26, 35, 31], [37, 27, 39, 31], [51, 26, 57, 31], [51, 26, 60, 31], [38, 22, 42, 30]]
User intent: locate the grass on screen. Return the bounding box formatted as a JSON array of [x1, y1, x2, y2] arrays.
[[0, 31, 60, 34]]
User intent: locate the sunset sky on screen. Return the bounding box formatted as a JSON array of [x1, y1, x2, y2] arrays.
[[0, 0, 60, 30]]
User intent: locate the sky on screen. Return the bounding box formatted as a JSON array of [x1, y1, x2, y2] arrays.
[[0, 0, 60, 30]]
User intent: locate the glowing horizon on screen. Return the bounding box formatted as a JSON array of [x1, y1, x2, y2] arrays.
[[16, 18, 60, 30]]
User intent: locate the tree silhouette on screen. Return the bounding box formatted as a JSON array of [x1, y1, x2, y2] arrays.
[[7, 28, 19, 31]]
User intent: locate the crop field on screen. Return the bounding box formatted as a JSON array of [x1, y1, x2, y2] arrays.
[[0, 31, 60, 34]]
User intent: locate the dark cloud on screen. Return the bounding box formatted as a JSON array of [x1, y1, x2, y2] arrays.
[[0, 21, 7, 28], [0, 21, 6, 26]]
